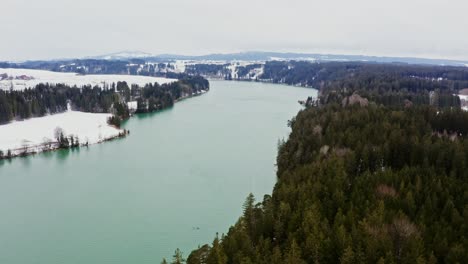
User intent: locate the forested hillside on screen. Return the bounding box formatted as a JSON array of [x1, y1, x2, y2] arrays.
[[260, 61, 468, 86], [182, 67, 468, 263], [262, 62, 468, 109]]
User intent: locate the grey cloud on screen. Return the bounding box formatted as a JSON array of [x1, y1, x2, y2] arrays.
[[1, 0, 467, 61]]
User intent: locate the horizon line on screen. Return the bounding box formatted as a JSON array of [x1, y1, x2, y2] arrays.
[[2, 50, 468, 65]]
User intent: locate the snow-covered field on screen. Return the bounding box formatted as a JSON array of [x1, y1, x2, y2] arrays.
[[0, 68, 176, 90], [0, 110, 122, 156], [457, 94, 468, 111], [458, 94, 468, 101]]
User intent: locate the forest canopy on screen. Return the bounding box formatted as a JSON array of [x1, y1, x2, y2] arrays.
[[184, 63, 468, 264], [0, 76, 209, 125]]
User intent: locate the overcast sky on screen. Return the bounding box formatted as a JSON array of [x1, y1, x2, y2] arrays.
[[1, 0, 467, 61]]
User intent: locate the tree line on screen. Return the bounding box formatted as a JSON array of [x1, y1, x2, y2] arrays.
[[184, 105, 468, 264], [178, 64, 468, 263], [0, 76, 209, 126], [260, 61, 468, 86]]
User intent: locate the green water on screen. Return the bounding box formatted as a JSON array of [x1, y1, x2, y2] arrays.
[[0, 80, 316, 263]]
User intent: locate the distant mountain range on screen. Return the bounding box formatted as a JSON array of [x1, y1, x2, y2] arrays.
[[86, 51, 154, 61], [83, 51, 468, 67], [2, 51, 468, 70]]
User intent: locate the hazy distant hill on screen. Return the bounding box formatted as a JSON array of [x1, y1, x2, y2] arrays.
[[86, 51, 468, 67], [151, 51, 468, 66], [6, 51, 466, 67], [86, 51, 154, 61]]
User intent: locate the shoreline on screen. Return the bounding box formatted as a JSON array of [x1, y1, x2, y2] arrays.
[[1, 131, 128, 160], [0, 90, 209, 161], [207, 77, 317, 89], [174, 89, 208, 103], [0, 111, 128, 160]]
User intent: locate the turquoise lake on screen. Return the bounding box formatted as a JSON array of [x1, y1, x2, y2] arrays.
[[0, 80, 316, 263]]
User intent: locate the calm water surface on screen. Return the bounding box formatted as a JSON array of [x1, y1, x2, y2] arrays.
[[0, 81, 316, 263]]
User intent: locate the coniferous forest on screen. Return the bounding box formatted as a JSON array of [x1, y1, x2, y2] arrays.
[[0, 76, 209, 125], [182, 64, 468, 264]]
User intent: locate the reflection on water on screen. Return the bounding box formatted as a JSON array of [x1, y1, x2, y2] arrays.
[[134, 106, 174, 121], [55, 148, 71, 161]]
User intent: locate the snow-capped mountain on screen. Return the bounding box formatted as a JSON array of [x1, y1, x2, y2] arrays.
[[86, 51, 154, 60]]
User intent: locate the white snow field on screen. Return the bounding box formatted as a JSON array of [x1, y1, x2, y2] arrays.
[[0, 110, 123, 156], [458, 94, 468, 111], [458, 94, 468, 101], [0, 68, 176, 90]]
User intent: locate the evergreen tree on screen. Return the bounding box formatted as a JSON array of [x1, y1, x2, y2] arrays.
[[171, 248, 185, 264]]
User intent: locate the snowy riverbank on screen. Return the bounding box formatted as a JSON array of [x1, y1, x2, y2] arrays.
[[0, 68, 176, 90], [0, 90, 210, 158], [0, 110, 124, 157], [0, 68, 208, 158]]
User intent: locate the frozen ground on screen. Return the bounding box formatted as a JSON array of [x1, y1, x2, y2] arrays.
[[458, 94, 468, 101], [0, 68, 178, 156], [0, 110, 122, 155], [457, 94, 468, 111], [0, 68, 176, 90]]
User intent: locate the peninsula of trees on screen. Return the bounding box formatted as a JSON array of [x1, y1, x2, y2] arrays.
[[0, 75, 209, 125], [182, 63, 468, 263], [0, 75, 209, 159]]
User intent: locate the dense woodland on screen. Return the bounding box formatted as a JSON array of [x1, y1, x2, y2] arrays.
[[3, 61, 468, 261], [235, 64, 263, 80], [169, 61, 468, 109], [180, 64, 468, 264], [260, 61, 468, 85], [261, 62, 468, 108], [0, 76, 209, 125]]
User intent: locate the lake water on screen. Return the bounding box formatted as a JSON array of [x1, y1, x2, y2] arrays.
[[0, 80, 316, 263]]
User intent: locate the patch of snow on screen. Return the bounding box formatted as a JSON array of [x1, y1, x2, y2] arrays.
[[173, 60, 187, 73], [268, 57, 286, 61], [0, 111, 123, 155], [0, 68, 176, 91], [127, 101, 138, 111], [457, 94, 468, 111], [458, 94, 468, 101], [247, 64, 264, 79], [226, 64, 237, 78]]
